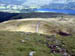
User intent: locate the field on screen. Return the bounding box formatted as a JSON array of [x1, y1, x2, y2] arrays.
[[0, 31, 75, 56], [0, 18, 75, 35], [0, 18, 75, 56]]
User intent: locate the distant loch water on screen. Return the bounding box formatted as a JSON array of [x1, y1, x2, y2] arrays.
[[33, 9, 75, 15]]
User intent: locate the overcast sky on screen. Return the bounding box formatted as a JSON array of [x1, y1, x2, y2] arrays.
[[0, 0, 75, 6], [22, 0, 70, 7], [22, 0, 52, 6]]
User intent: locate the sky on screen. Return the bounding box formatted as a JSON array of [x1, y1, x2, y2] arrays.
[[20, 0, 75, 7], [22, 0, 66, 6], [0, 0, 75, 5], [24, 0, 52, 5], [22, 0, 70, 8], [0, 0, 75, 10]]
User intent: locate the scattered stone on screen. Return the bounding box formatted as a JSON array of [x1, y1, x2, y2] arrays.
[[63, 52, 68, 56], [21, 40, 25, 43], [29, 51, 36, 56], [45, 35, 70, 56], [55, 40, 61, 45]]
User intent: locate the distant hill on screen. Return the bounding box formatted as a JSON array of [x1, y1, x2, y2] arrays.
[[0, 12, 72, 22]]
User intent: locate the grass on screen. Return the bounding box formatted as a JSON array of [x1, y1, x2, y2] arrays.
[[56, 35, 75, 55], [0, 18, 75, 56], [0, 31, 75, 56], [0, 31, 51, 56], [0, 19, 75, 35]]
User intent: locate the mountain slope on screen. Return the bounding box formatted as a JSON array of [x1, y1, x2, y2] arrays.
[[0, 31, 75, 56], [0, 18, 75, 35]]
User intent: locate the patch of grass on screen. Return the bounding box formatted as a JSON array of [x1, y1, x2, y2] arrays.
[[0, 31, 75, 56], [0, 31, 51, 56]]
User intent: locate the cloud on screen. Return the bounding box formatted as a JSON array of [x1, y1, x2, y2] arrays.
[[23, 0, 52, 6]]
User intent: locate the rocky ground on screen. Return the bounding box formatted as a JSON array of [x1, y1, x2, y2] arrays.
[[0, 31, 75, 56]]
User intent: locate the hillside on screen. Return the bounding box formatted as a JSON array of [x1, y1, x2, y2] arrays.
[[0, 31, 50, 56], [0, 18, 75, 35], [0, 17, 75, 56], [0, 31, 75, 56], [0, 12, 71, 22]]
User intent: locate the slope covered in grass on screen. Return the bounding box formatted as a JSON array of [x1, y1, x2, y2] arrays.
[[0, 31, 75, 56], [0, 31, 50, 56], [0, 18, 75, 35]]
